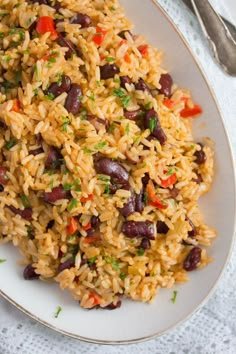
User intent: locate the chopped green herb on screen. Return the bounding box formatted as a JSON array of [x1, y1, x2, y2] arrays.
[[171, 290, 178, 304], [23, 49, 29, 55], [33, 65, 39, 80], [82, 148, 94, 154], [99, 175, 110, 182], [105, 256, 120, 270], [13, 3, 21, 8], [88, 256, 97, 265], [149, 117, 157, 133], [94, 141, 107, 150], [119, 272, 126, 280], [61, 116, 71, 132], [104, 184, 110, 195], [151, 271, 156, 276], [110, 5, 116, 11], [143, 191, 148, 204], [5, 138, 17, 150], [26, 225, 34, 240], [54, 306, 62, 318], [105, 56, 116, 62], [96, 80, 101, 87], [0, 32, 4, 38], [33, 89, 38, 96], [68, 233, 76, 241], [57, 74, 62, 86], [144, 102, 152, 110], [68, 198, 78, 212], [50, 179, 54, 190], [45, 92, 55, 101], [166, 166, 175, 176], [125, 123, 130, 135], [14, 70, 22, 84], [87, 92, 95, 101], [67, 245, 79, 254], [2, 55, 11, 64], [20, 194, 30, 208], [0, 259, 6, 264], [136, 248, 145, 256], [108, 122, 115, 133], [113, 88, 131, 109], [63, 179, 81, 191], [114, 77, 120, 84], [141, 162, 146, 168]]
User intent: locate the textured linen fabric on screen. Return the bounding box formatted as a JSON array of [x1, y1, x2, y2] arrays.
[[0, 1, 236, 353]]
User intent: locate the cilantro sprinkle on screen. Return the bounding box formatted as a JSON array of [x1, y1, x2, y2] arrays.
[[113, 88, 131, 109], [20, 194, 30, 208], [105, 56, 116, 62], [137, 248, 145, 256], [119, 272, 126, 280], [5, 138, 17, 151], [68, 198, 78, 212], [94, 141, 107, 150], [171, 290, 178, 304], [149, 117, 157, 133], [0, 259, 6, 264], [54, 306, 62, 318], [88, 256, 97, 265]]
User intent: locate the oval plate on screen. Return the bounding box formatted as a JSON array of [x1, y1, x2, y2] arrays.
[[0, 0, 235, 344]]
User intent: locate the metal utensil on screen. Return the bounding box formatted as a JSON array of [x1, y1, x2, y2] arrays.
[[183, 0, 236, 76], [182, 0, 236, 42]]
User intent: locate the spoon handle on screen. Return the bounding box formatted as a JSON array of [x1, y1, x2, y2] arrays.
[[190, 0, 236, 76]]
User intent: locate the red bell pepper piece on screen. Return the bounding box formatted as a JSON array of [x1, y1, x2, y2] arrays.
[[160, 173, 177, 188], [92, 27, 107, 46], [67, 217, 78, 236], [80, 194, 94, 203], [36, 16, 58, 38], [180, 104, 202, 118], [146, 182, 168, 209]]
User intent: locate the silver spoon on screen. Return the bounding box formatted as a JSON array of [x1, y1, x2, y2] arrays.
[[190, 0, 236, 76]]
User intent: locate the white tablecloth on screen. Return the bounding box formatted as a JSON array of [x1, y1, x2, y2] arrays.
[[0, 1, 236, 353]]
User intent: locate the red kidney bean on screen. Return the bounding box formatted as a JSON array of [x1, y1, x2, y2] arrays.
[[194, 145, 206, 164], [183, 246, 202, 271], [118, 30, 132, 39], [7, 206, 33, 221], [169, 187, 179, 198], [100, 64, 120, 80], [144, 109, 167, 145], [156, 221, 169, 234], [104, 300, 122, 310], [135, 78, 150, 92], [142, 173, 150, 187], [65, 83, 82, 115], [23, 264, 39, 280], [35, 133, 42, 145], [0, 185, 4, 192], [159, 73, 173, 97], [44, 185, 71, 203], [87, 114, 109, 132], [46, 219, 55, 231], [46, 75, 71, 98], [119, 194, 136, 217], [120, 76, 132, 90], [0, 167, 9, 185], [29, 147, 44, 156], [70, 13, 92, 27], [45, 146, 63, 170], [140, 237, 151, 250], [193, 172, 203, 184], [57, 36, 77, 59], [95, 157, 129, 185], [0, 120, 7, 129], [91, 215, 100, 228], [124, 109, 143, 120], [186, 217, 197, 237], [122, 221, 155, 239], [50, 0, 60, 10], [135, 190, 144, 213], [58, 258, 75, 273]]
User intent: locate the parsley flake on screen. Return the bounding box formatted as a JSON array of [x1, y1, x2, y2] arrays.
[[68, 198, 78, 212], [105, 56, 116, 63], [20, 194, 30, 208], [88, 256, 97, 265], [171, 290, 178, 304], [0, 259, 6, 264], [136, 248, 145, 256], [5, 138, 17, 151], [54, 306, 62, 318], [113, 88, 131, 109], [149, 117, 157, 133], [94, 141, 107, 150]]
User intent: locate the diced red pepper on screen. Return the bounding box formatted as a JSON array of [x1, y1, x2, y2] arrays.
[[80, 194, 94, 203], [36, 16, 58, 38], [92, 27, 107, 46], [146, 182, 168, 209], [82, 222, 92, 231], [163, 98, 174, 109], [160, 173, 177, 188], [88, 293, 101, 306], [84, 236, 97, 244], [124, 53, 131, 63], [180, 104, 202, 118], [41, 52, 59, 61], [11, 98, 20, 112], [138, 44, 149, 58], [67, 217, 78, 236]]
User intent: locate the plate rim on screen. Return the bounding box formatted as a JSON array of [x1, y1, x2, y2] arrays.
[[0, 0, 236, 345]]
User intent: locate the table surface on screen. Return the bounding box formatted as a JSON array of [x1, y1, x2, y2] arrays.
[[0, 1, 236, 353]]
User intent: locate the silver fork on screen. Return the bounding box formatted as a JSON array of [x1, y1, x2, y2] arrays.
[[189, 0, 236, 76]]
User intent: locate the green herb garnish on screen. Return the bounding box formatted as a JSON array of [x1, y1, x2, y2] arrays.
[[82, 148, 94, 154], [61, 116, 71, 132], [5, 138, 17, 151], [99, 175, 110, 182], [88, 256, 97, 265], [105, 256, 120, 270], [119, 272, 126, 280], [94, 141, 107, 150], [54, 306, 62, 318], [45, 92, 55, 101], [87, 92, 95, 101], [68, 198, 78, 212], [0, 259, 6, 264], [20, 194, 30, 208], [125, 123, 130, 135], [149, 117, 157, 133], [113, 88, 131, 109], [105, 56, 116, 62], [136, 248, 145, 256], [171, 290, 178, 304]]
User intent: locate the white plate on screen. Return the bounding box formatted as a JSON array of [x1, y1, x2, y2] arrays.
[[0, 0, 235, 344]]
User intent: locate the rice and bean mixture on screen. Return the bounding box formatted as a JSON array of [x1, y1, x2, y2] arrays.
[[0, 0, 216, 310]]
